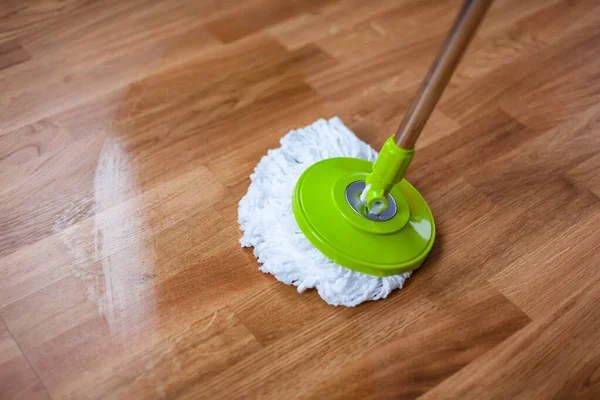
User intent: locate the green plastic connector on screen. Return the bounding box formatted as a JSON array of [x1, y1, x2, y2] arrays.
[[364, 136, 414, 213]]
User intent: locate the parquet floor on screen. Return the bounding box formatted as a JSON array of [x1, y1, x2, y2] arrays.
[[1, 0, 600, 398]]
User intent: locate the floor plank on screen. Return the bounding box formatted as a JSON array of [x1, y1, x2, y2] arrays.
[[420, 274, 600, 399], [181, 289, 439, 399], [300, 284, 530, 400], [0, 318, 50, 400]]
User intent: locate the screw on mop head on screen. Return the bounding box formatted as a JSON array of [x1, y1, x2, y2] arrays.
[[238, 117, 434, 306]]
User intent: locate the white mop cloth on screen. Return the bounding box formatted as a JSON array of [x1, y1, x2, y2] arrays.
[[238, 117, 411, 306]]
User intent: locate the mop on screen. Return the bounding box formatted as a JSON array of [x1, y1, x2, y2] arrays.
[[238, 0, 493, 306]]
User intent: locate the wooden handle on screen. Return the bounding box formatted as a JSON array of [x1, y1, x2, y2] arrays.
[[395, 0, 494, 149]]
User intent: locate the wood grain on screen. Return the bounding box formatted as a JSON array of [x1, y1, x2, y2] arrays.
[[0, 39, 30, 71], [1, 0, 600, 398]]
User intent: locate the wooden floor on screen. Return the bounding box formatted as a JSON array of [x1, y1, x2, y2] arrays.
[[1, 0, 600, 398]]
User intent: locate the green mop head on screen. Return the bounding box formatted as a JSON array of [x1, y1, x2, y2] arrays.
[[238, 117, 413, 306]]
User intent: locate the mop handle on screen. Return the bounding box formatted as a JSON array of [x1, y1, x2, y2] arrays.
[[395, 0, 494, 149]]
